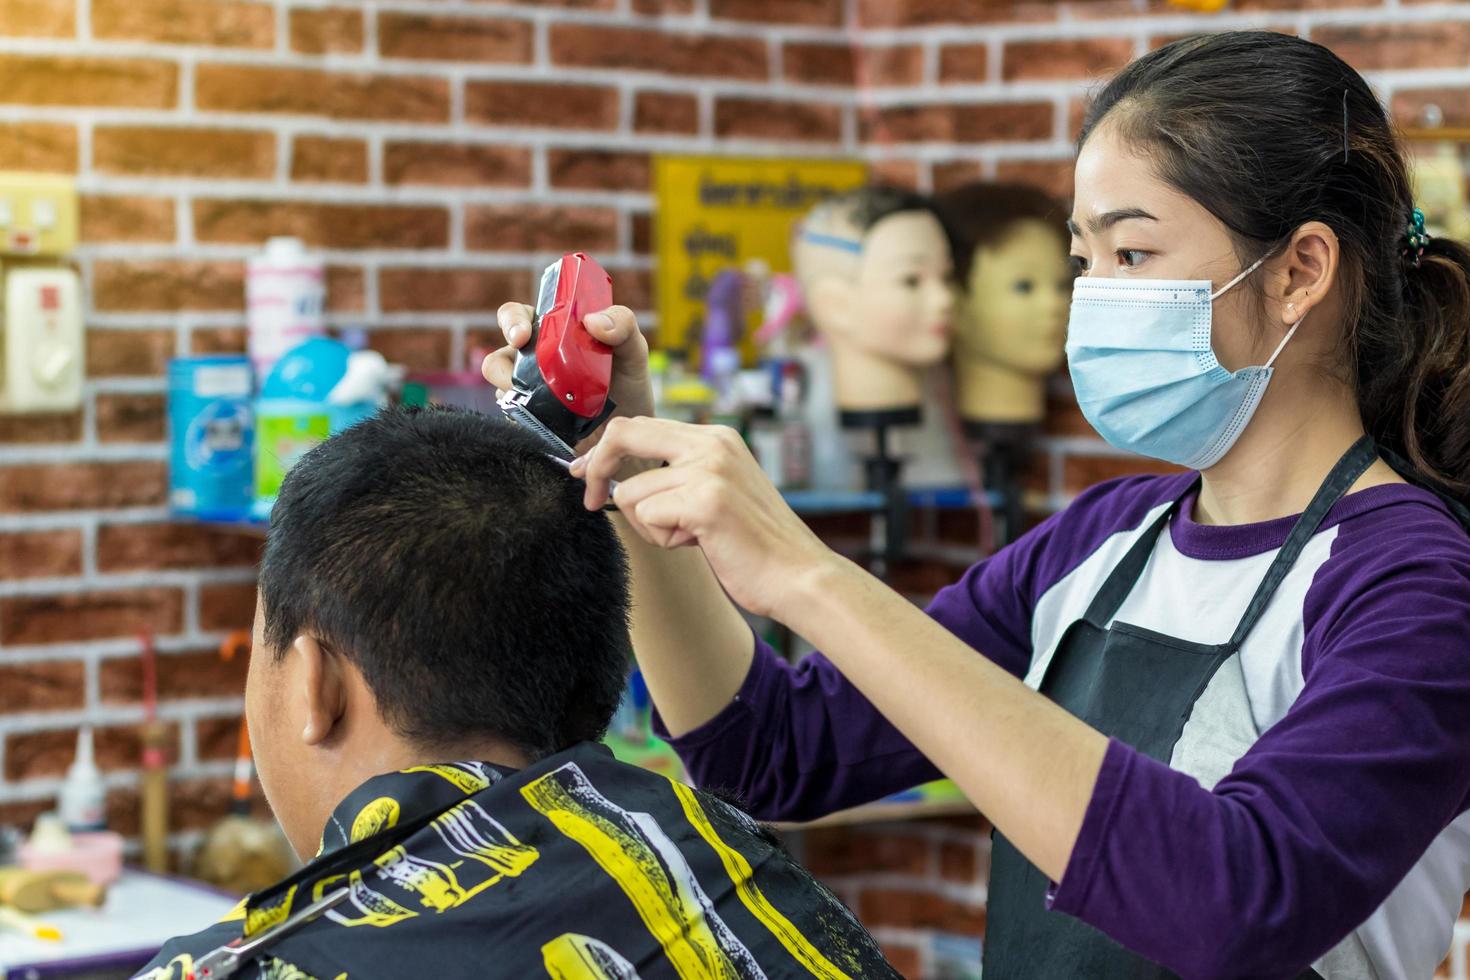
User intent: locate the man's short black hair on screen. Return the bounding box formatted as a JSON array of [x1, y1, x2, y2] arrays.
[[259, 406, 631, 759]]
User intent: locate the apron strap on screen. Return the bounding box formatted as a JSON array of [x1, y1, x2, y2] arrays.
[[1225, 436, 1378, 650], [1378, 445, 1470, 532], [1081, 496, 1191, 627]]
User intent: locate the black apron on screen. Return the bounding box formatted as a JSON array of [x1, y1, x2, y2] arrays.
[[982, 437, 1381, 979]]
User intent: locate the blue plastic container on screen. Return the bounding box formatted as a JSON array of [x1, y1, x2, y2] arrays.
[[168, 356, 255, 522]]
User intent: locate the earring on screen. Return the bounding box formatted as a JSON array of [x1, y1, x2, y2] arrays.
[[1286, 302, 1297, 324]]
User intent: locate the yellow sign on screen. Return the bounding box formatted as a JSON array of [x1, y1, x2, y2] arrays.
[[654, 155, 868, 354]]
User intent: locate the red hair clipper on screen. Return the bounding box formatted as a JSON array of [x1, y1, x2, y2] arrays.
[[498, 252, 616, 459]]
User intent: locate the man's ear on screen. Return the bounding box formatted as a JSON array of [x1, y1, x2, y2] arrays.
[[292, 634, 346, 747]]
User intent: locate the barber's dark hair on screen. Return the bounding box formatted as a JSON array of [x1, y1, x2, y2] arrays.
[[259, 406, 631, 759], [1081, 31, 1470, 494], [935, 182, 1069, 285]]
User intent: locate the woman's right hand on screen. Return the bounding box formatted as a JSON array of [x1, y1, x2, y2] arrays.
[[481, 302, 655, 453]]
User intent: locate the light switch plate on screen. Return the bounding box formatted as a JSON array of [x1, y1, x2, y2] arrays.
[[0, 173, 78, 257], [1, 265, 84, 413]]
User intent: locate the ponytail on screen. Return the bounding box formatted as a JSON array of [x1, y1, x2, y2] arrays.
[[1370, 235, 1470, 495]]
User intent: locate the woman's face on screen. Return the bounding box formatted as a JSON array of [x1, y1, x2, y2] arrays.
[[1069, 120, 1273, 373]]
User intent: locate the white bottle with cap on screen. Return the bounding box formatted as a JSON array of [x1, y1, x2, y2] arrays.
[[247, 236, 326, 380], [58, 727, 106, 833]]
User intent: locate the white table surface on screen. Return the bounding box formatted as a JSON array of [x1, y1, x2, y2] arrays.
[[0, 870, 238, 977]]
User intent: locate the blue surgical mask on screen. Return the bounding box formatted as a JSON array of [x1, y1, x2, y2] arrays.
[[1065, 257, 1301, 470]]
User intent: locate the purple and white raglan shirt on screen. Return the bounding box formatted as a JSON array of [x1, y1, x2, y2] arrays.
[[657, 474, 1470, 979]]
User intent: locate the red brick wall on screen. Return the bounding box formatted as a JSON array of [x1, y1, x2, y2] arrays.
[[2, 0, 1469, 975], [0, 0, 861, 857]]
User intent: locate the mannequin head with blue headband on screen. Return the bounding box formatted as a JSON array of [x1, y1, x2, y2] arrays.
[[792, 186, 956, 413]]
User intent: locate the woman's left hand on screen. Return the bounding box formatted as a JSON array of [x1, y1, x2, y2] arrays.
[[571, 416, 841, 620]]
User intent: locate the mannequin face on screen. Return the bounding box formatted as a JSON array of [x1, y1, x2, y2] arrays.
[[814, 210, 956, 367], [956, 220, 1073, 376]]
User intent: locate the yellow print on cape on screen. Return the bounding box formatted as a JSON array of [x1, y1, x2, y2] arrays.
[[542, 932, 643, 980], [258, 958, 347, 980], [521, 762, 760, 980], [316, 799, 538, 927], [672, 781, 853, 980], [246, 884, 299, 938], [401, 762, 497, 795], [136, 952, 193, 980], [350, 796, 401, 842]]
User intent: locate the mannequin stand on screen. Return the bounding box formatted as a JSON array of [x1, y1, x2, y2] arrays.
[[842, 407, 922, 577], [963, 420, 1036, 549]]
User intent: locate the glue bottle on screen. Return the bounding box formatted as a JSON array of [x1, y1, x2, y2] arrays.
[[58, 727, 106, 833]]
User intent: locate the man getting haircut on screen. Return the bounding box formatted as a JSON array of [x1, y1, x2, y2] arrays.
[[139, 406, 897, 980]]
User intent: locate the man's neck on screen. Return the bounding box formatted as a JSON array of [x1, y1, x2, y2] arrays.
[[301, 736, 534, 859]]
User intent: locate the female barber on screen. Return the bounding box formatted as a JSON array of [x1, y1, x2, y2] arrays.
[[488, 33, 1470, 980]]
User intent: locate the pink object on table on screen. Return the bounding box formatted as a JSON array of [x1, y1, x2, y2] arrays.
[[20, 831, 125, 887]]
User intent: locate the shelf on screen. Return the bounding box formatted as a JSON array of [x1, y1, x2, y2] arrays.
[[193, 485, 999, 533]]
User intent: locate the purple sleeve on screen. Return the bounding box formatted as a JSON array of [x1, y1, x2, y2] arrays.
[[656, 474, 1187, 821], [1051, 516, 1470, 978]]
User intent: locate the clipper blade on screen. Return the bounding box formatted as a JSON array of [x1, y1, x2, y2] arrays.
[[500, 398, 577, 461]]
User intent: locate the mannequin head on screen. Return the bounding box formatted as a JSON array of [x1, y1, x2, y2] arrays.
[[793, 187, 956, 414], [936, 183, 1072, 424]]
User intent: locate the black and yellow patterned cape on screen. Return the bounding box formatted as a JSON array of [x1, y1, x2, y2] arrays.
[[136, 742, 900, 980]]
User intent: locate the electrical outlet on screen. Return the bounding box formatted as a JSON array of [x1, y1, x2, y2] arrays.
[[1, 265, 84, 413], [0, 173, 78, 257]]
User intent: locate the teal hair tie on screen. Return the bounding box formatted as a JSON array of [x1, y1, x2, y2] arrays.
[[1403, 207, 1431, 268]]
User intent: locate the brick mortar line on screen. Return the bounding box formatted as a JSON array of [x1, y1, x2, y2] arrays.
[[5, 68, 1467, 149], [0, 642, 253, 672], [1, 634, 241, 661], [181, 579, 201, 636], [844, 4, 1470, 44], [3, 10, 1467, 79], [82, 654, 100, 716], [75, 117, 94, 180], [79, 312, 650, 332], [80, 517, 99, 579], [1, 509, 170, 532], [85, 313, 246, 328], [60, 109, 870, 145], [273, 0, 288, 59], [0, 444, 168, 465], [178, 711, 199, 769], [87, 377, 171, 394], [864, 141, 1078, 162], [80, 378, 99, 449], [0, 706, 242, 742], [0, 21, 849, 66], [177, 53, 196, 116], [73, 182, 661, 210], [0, 571, 257, 601], [0, 760, 239, 805], [365, 131, 386, 187], [79, 243, 658, 268]]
